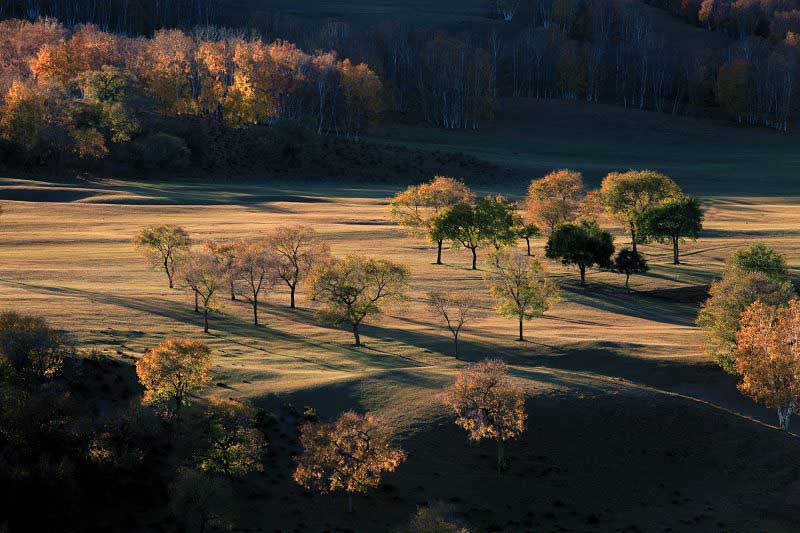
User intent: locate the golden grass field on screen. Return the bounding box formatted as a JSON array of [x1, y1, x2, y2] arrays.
[[3, 176, 800, 530]]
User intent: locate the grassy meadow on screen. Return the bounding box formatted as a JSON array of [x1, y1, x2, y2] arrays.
[[2, 160, 800, 529]]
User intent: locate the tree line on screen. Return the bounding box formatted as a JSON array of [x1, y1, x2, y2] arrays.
[[0, 18, 381, 168]]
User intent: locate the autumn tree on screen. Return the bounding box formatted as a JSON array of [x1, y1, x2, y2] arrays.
[[134, 225, 191, 289], [0, 312, 73, 382], [389, 176, 476, 265], [735, 299, 800, 431], [600, 170, 682, 252], [698, 270, 794, 373], [267, 225, 331, 308], [445, 359, 526, 473], [545, 220, 615, 286], [638, 195, 703, 264], [427, 291, 483, 357], [0, 80, 49, 151], [525, 169, 585, 233], [310, 256, 410, 347], [486, 252, 560, 341], [181, 250, 226, 333], [234, 240, 278, 326], [293, 411, 406, 512], [204, 240, 241, 301], [135, 338, 212, 418], [614, 248, 648, 293], [198, 398, 266, 477]]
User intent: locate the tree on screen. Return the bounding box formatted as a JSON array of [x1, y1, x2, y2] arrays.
[[310, 256, 410, 347], [614, 248, 648, 293], [698, 271, 794, 373], [267, 225, 331, 308], [198, 398, 265, 477], [427, 291, 483, 357], [405, 502, 470, 532], [525, 169, 585, 233], [486, 252, 560, 341], [204, 240, 241, 301], [293, 411, 406, 513], [389, 176, 475, 265], [727, 243, 790, 282], [638, 195, 703, 264], [170, 467, 235, 533], [444, 359, 526, 473], [0, 312, 72, 382], [515, 221, 540, 256], [134, 225, 191, 289], [600, 170, 682, 252], [135, 338, 212, 418], [234, 241, 277, 325], [477, 195, 520, 251], [432, 196, 517, 271], [181, 250, 226, 333], [545, 220, 615, 286], [735, 299, 800, 431], [432, 203, 485, 270]]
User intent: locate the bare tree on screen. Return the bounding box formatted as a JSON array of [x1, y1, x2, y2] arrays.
[[234, 240, 278, 326], [134, 225, 191, 289], [267, 225, 331, 309], [427, 291, 483, 358]]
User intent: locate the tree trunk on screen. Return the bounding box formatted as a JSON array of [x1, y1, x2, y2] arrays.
[[497, 440, 504, 474], [672, 236, 680, 265], [230, 280, 236, 301], [290, 284, 296, 309], [778, 404, 793, 431], [525, 237, 531, 256], [579, 265, 586, 286], [436, 239, 443, 265], [165, 257, 174, 288], [194, 290, 199, 313], [630, 222, 637, 253], [352, 324, 361, 347], [471, 247, 477, 270], [253, 297, 259, 325], [453, 332, 459, 358], [203, 308, 209, 333], [518, 318, 524, 341], [625, 273, 631, 294]]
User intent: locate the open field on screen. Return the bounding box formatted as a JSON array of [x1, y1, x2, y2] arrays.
[[2, 175, 800, 530]]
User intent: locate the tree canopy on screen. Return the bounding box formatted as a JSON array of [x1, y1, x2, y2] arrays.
[[639, 195, 703, 264], [545, 220, 615, 286]]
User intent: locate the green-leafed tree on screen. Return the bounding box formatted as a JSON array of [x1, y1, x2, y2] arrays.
[[486, 251, 560, 341], [639, 195, 703, 264], [545, 220, 615, 286], [726, 243, 790, 282], [614, 248, 648, 293], [600, 170, 682, 252]]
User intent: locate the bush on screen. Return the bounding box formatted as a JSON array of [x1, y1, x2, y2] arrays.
[[134, 132, 190, 171], [0, 312, 73, 381]]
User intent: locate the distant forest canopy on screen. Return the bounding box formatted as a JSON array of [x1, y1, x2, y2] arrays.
[[0, 0, 798, 132]]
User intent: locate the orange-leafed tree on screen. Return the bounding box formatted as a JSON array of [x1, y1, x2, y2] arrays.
[[133, 225, 191, 289], [445, 359, 527, 473], [135, 338, 212, 418], [266, 225, 331, 309], [735, 299, 800, 431], [525, 169, 585, 234], [0, 80, 49, 150], [293, 411, 406, 513], [390, 176, 476, 265]]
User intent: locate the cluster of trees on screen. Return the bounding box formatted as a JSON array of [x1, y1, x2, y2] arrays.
[[698, 243, 799, 430], [0, 19, 381, 168]]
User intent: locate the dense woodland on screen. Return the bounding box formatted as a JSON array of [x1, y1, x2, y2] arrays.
[[1, 0, 800, 138]]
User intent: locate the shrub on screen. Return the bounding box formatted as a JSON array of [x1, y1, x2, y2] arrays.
[[134, 132, 190, 171]]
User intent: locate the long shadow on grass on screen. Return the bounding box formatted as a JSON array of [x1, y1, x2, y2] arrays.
[[3, 279, 427, 373], [561, 280, 699, 326]]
